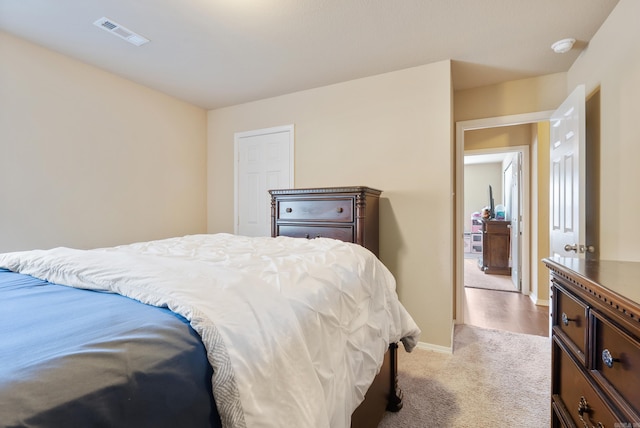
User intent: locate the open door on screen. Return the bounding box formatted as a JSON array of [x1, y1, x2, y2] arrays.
[[504, 152, 522, 291], [549, 85, 593, 258]]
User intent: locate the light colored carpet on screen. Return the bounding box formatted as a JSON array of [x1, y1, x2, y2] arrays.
[[378, 324, 551, 428], [464, 258, 517, 292]]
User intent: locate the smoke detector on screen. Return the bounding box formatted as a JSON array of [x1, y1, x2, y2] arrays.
[[93, 17, 149, 46], [551, 38, 575, 54]]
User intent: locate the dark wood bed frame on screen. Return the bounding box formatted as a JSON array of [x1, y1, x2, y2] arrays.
[[351, 343, 402, 428]]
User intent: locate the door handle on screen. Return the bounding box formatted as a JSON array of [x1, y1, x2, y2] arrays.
[[564, 244, 596, 254]]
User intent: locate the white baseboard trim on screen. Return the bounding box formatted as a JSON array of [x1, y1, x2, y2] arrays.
[[415, 341, 453, 354], [529, 293, 550, 306]]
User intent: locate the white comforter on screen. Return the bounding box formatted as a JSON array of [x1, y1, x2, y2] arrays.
[[0, 233, 420, 428]]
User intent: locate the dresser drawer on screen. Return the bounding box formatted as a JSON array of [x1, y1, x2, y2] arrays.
[[270, 187, 381, 256], [554, 339, 620, 428], [592, 310, 640, 418], [553, 283, 589, 361], [277, 198, 353, 222], [276, 225, 354, 243]]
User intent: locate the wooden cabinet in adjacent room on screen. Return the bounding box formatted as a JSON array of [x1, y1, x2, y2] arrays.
[[543, 257, 640, 428], [479, 219, 511, 275], [269, 186, 381, 257]]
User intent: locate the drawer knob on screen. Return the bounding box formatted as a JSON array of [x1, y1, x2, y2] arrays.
[[336, 207, 343, 213], [601, 349, 618, 369], [561, 312, 574, 326], [286, 207, 292, 213]]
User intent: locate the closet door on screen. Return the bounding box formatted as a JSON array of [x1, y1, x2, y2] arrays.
[[235, 125, 294, 237]]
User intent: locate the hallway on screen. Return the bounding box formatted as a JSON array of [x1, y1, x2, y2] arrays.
[[464, 258, 549, 337]]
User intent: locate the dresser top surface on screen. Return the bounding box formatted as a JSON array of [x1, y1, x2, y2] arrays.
[[268, 186, 382, 196], [544, 256, 640, 305]]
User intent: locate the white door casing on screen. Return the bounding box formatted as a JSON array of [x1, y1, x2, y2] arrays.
[[549, 85, 588, 258], [234, 125, 294, 237], [504, 152, 522, 291]]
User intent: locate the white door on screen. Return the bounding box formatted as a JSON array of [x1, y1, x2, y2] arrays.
[[235, 125, 294, 237], [504, 153, 522, 291], [550, 85, 589, 258]]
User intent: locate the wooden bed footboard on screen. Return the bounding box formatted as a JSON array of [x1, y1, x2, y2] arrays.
[[351, 343, 402, 428]]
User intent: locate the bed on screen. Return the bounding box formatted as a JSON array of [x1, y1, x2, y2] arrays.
[[0, 233, 420, 428]]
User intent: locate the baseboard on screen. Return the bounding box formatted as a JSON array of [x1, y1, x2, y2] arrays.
[[415, 341, 453, 354], [529, 293, 549, 306]]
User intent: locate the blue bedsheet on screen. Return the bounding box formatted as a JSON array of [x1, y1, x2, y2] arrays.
[[0, 269, 221, 428]]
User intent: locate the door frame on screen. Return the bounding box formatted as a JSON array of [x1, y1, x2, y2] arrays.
[[455, 111, 553, 325], [234, 124, 295, 235]]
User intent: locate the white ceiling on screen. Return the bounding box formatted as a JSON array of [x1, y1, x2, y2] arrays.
[[0, 0, 619, 110]]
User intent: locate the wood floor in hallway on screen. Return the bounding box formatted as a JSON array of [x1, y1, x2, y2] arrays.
[[464, 285, 549, 337]]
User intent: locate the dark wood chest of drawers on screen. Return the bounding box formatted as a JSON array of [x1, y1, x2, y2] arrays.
[[543, 257, 640, 428], [479, 219, 511, 275], [269, 186, 381, 256]]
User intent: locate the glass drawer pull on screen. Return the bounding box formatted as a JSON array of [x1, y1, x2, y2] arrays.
[[602, 349, 618, 369]]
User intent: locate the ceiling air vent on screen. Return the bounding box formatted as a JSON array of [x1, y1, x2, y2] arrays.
[[93, 17, 149, 46]]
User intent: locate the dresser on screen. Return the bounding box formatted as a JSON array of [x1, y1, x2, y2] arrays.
[[543, 257, 640, 428], [479, 219, 511, 275], [269, 186, 381, 257]]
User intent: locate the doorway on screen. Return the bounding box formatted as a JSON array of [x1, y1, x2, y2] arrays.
[[462, 146, 547, 337], [455, 111, 554, 336], [463, 149, 524, 293]]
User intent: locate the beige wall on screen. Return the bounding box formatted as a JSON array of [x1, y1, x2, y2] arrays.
[[0, 32, 208, 252], [463, 163, 502, 233], [208, 61, 455, 348], [567, 0, 640, 261], [464, 125, 532, 151], [455, 73, 567, 122], [531, 122, 550, 303]]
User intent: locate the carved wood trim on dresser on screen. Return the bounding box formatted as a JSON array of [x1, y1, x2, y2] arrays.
[[543, 257, 640, 428]]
